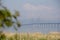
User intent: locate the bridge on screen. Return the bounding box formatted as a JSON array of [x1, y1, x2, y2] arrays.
[[21, 23, 60, 33], [22, 23, 60, 26]]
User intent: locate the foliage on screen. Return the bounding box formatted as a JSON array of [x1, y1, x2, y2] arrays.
[[0, 33, 6, 40], [0, 8, 21, 29]]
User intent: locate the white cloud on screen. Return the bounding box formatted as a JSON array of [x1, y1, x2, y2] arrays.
[[23, 3, 52, 11]]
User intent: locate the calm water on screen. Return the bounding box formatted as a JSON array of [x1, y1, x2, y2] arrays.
[[18, 23, 60, 34], [3, 23, 60, 34]]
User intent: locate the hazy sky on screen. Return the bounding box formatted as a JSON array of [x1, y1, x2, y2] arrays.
[[3, 0, 60, 20], [2, 0, 60, 33]]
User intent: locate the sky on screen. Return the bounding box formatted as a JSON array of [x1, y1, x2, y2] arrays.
[[1, 0, 60, 33], [3, 0, 60, 21]]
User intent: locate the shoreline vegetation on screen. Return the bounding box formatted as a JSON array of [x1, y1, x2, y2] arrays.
[[0, 32, 60, 40]]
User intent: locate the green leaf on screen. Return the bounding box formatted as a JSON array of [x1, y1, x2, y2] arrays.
[[0, 10, 5, 20], [6, 9, 12, 17], [0, 9, 12, 18], [4, 19, 13, 27], [0, 23, 2, 28], [15, 10, 20, 16], [13, 15, 17, 20], [16, 22, 21, 27]]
